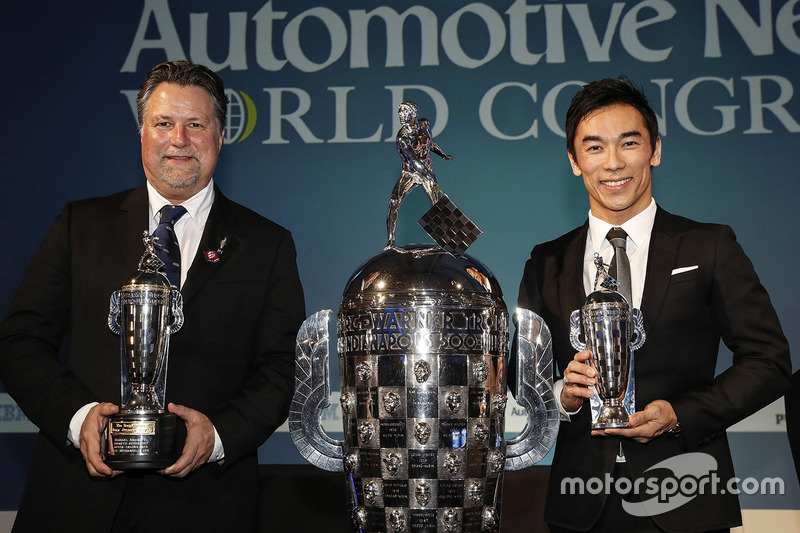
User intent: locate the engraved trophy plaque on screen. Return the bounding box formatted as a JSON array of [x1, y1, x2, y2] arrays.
[[569, 255, 645, 429], [289, 103, 558, 532], [105, 233, 183, 469]]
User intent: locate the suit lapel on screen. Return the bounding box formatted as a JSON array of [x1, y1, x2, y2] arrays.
[[181, 190, 238, 303], [640, 207, 680, 331], [560, 222, 589, 318], [113, 185, 150, 271]]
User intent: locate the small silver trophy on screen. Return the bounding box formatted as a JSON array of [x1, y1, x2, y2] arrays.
[[289, 102, 558, 532], [105, 232, 183, 469], [569, 255, 645, 429]]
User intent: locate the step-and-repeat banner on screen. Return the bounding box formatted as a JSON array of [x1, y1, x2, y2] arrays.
[[2, 0, 798, 512]]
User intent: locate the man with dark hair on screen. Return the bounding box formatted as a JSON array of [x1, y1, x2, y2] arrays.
[[0, 60, 305, 531], [517, 77, 790, 532]]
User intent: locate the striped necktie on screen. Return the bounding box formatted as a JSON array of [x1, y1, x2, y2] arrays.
[[153, 205, 187, 288], [606, 227, 632, 306]]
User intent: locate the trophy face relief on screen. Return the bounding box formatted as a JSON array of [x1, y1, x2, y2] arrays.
[[414, 422, 431, 445], [415, 481, 431, 506], [413, 360, 431, 383]]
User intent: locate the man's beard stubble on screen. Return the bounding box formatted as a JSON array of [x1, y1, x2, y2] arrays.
[[158, 157, 202, 191]]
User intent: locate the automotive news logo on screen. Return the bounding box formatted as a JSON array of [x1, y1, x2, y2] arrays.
[[561, 452, 785, 516], [224, 89, 257, 144]]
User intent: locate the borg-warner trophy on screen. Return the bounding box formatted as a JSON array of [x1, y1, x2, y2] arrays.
[[105, 232, 183, 469], [569, 255, 645, 429], [289, 102, 559, 532]]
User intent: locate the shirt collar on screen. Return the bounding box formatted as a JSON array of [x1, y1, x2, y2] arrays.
[[588, 197, 657, 253], [146, 179, 215, 229]]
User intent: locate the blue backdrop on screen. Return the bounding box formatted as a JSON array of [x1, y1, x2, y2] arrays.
[[1, 0, 798, 512]]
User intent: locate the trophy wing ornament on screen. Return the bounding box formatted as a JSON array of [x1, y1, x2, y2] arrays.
[[505, 308, 559, 471], [169, 290, 184, 334], [288, 309, 344, 472]]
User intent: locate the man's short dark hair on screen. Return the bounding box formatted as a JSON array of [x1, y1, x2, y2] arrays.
[[565, 77, 659, 159], [136, 60, 228, 134]]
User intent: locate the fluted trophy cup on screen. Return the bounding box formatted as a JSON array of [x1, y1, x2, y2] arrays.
[[569, 255, 645, 429], [289, 102, 559, 532], [105, 232, 183, 469]]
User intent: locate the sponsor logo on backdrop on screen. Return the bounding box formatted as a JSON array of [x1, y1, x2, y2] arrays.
[[560, 452, 786, 516], [0, 394, 37, 433], [225, 89, 257, 144], [116, 0, 799, 144]]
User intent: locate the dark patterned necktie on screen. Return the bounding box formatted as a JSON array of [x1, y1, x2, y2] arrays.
[[607, 227, 632, 306], [153, 205, 187, 288]]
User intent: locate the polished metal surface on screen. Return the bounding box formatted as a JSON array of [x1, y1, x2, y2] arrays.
[[290, 245, 559, 532], [386, 102, 453, 247], [105, 233, 182, 468], [569, 290, 645, 429]]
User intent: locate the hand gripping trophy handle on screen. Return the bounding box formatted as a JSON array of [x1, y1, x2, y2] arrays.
[[505, 308, 559, 471], [288, 309, 344, 472]]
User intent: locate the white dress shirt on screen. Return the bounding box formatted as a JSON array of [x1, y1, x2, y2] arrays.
[[68, 180, 225, 463], [146, 180, 215, 289]]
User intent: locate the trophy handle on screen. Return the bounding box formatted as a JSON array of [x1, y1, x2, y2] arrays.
[[289, 309, 344, 472], [168, 290, 184, 334], [505, 308, 559, 471], [568, 309, 586, 351], [108, 291, 121, 335], [630, 308, 646, 351]]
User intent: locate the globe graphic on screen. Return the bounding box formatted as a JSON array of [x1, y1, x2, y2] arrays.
[[225, 89, 246, 144]]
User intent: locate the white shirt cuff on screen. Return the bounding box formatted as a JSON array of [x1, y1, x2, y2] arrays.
[[208, 426, 225, 463], [554, 379, 582, 421], [68, 402, 99, 448]]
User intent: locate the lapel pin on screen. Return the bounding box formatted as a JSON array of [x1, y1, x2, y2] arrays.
[[204, 237, 227, 263]]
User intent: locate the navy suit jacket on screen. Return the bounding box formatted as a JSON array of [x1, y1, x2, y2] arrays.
[[0, 184, 306, 532], [518, 207, 790, 532]]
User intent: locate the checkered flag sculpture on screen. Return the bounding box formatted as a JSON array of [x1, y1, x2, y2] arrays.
[[418, 194, 482, 255]]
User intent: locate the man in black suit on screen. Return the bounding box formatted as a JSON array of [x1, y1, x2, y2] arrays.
[[0, 61, 305, 531], [517, 77, 790, 532]]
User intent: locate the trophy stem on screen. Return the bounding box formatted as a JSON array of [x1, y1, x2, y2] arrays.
[[122, 384, 161, 413], [593, 399, 630, 429]]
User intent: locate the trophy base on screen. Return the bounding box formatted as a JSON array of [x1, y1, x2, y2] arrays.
[[105, 412, 178, 470], [591, 403, 630, 430]]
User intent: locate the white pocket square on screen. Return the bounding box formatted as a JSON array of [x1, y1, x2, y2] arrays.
[[671, 265, 699, 275]]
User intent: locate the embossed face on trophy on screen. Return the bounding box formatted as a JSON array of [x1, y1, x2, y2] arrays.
[[414, 360, 431, 383]]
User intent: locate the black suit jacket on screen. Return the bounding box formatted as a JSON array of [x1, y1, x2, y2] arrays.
[[0, 184, 306, 532], [518, 207, 790, 532]]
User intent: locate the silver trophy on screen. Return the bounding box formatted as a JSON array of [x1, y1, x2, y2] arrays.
[[569, 255, 645, 429], [105, 232, 183, 469], [289, 102, 558, 532]]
